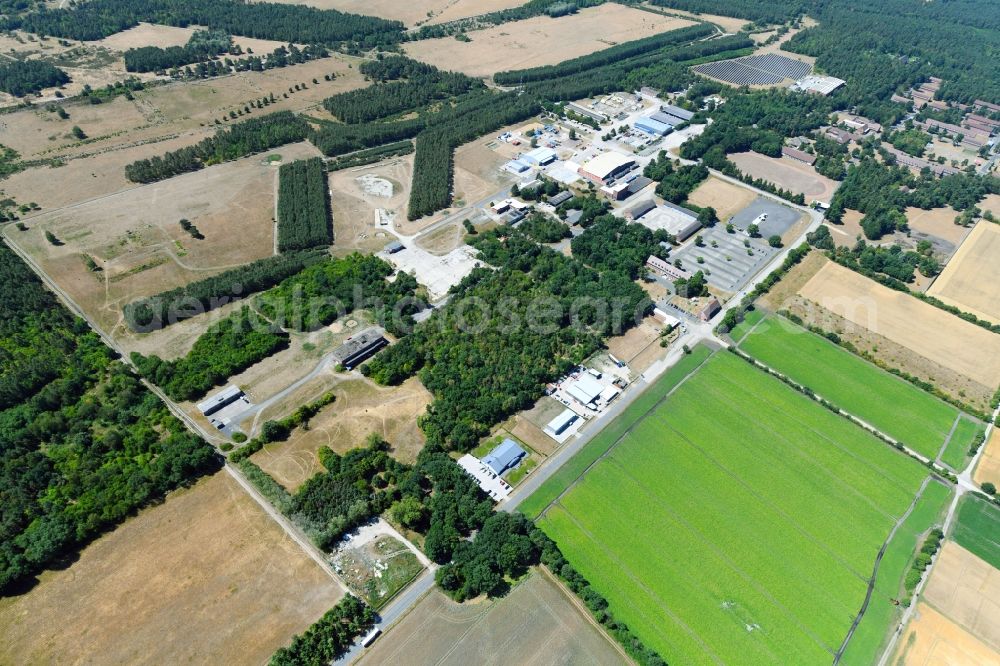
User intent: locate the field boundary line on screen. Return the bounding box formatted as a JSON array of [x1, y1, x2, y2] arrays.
[[835, 476, 934, 664], [538, 565, 635, 665], [553, 502, 725, 665], [535, 348, 714, 519], [606, 455, 842, 657], [935, 413, 964, 468]]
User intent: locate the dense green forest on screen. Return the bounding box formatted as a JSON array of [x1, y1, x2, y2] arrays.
[[124, 111, 310, 183], [123, 28, 232, 73], [269, 595, 374, 665], [5, 0, 404, 46], [123, 249, 326, 332], [257, 253, 421, 334], [363, 228, 648, 450], [518, 212, 572, 244], [570, 215, 671, 278], [0, 59, 69, 97], [131, 306, 289, 401], [0, 243, 218, 591], [324, 57, 482, 124], [276, 158, 332, 253]]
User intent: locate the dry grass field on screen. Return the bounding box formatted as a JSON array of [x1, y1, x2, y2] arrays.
[[922, 541, 1000, 652], [905, 207, 969, 245], [974, 430, 1000, 487], [798, 260, 1000, 389], [6, 142, 319, 337], [356, 570, 628, 666], [686, 175, 758, 220], [893, 603, 1000, 666], [729, 151, 839, 203], [266, 0, 525, 26], [0, 472, 343, 665], [97, 22, 195, 50], [927, 222, 1000, 325], [403, 5, 695, 77], [643, 5, 748, 33], [328, 156, 413, 254], [252, 376, 431, 489], [606, 315, 665, 374]]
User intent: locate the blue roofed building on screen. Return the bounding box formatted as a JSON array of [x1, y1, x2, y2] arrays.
[[482, 438, 527, 476], [634, 117, 673, 136]]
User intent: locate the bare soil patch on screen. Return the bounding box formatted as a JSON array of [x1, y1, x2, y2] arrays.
[[798, 260, 1000, 393], [927, 222, 1000, 326], [252, 376, 431, 490], [606, 315, 664, 374], [922, 541, 1000, 652], [686, 175, 757, 221], [893, 602, 1000, 666], [729, 151, 839, 203], [905, 206, 970, 246], [97, 22, 195, 50], [0, 472, 343, 665], [329, 155, 413, 254], [356, 569, 628, 666], [974, 430, 1000, 487], [403, 5, 695, 77]]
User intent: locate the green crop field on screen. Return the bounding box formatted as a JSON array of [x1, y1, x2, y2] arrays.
[[952, 494, 1000, 569], [535, 350, 932, 665], [738, 315, 967, 459], [939, 416, 984, 472]]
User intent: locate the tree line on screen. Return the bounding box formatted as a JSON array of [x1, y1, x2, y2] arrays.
[[131, 305, 289, 401], [124, 111, 310, 183], [409, 0, 609, 40], [123, 28, 232, 73], [123, 249, 326, 332], [326, 140, 413, 172], [269, 595, 374, 665], [651, 0, 802, 24], [164, 44, 329, 80], [0, 59, 69, 97], [276, 157, 332, 253], [6, 0, 404, 46], [0, 243, 219, 591]]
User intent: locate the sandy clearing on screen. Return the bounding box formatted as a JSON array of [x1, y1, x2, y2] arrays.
[[799, 261, 1000, 388], [893, 602, 1000, 666], [356, 569, 627, 666], [0, 472, 343, 665], [905, 207, 970, 246], [922, 541, 1000, 652], [686, 175, 758, 221], [329, 155, 413, 254], [403, 5, 695, 78], [974, 430, 1000, 487], [927, 222, 1000, 326], [252, 376, 431, 489], [255, 0, 524, 26], [97, 22, 196, 51], [729, 151, 839, 203]]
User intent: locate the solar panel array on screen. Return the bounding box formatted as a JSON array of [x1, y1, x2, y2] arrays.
[[693, 53, 811, 86]]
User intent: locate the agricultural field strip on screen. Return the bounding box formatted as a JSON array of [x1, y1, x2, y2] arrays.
[[531, 348, 714, 518], [935, 413, 965, 465], [554, 481, 831, 664], [940, 416, 983, 471], [738, 317, 965, 458], [541, 355, 927, 664], [549, 505, 728, 665]]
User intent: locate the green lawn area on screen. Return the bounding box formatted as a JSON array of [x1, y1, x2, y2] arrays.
[[839, 480, 952, 665], [739, 314, 966, 459], [952, 494, 1000, 569], [939, 416, 985, 472], [518, 344, 712, 519], [727, 306, 765, 344], [537, 351, 931, 665]]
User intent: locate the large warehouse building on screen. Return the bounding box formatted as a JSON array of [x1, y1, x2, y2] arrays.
[[579, 152, 635, 185]]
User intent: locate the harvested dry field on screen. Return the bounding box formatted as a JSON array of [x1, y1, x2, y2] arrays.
[[0, 472, 343, 665], [798, 261, 1000, 390], [729, 151, 839, 203], [922, 541, 1000, 652], [927, 222, 1000, 325], [252, 376, 431, 489], [265, 0, 525, 26], [893, 603, 1000, 666], [403, 5, 695, 77], [906, 207, 970, 246], [686, 175, 757, 221], [974, 430, 1000, 487], [97, 22, 194, 50], [7, 142, 319, 336], [356, 569, 628, 666]]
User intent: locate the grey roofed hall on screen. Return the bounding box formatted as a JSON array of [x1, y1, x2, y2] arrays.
[[482, 438, 527, 475]]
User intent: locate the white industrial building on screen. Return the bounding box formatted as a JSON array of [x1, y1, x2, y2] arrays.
[[634, 202, 702, 241], [523, 146, 558, 166], [566, 373, 605, 407], [579, 152, 635, 185]]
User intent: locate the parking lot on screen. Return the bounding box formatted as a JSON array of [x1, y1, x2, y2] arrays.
[[672, 225, 779, 292], [728, 197, 801, 238], [382, 245, 483, 301]]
